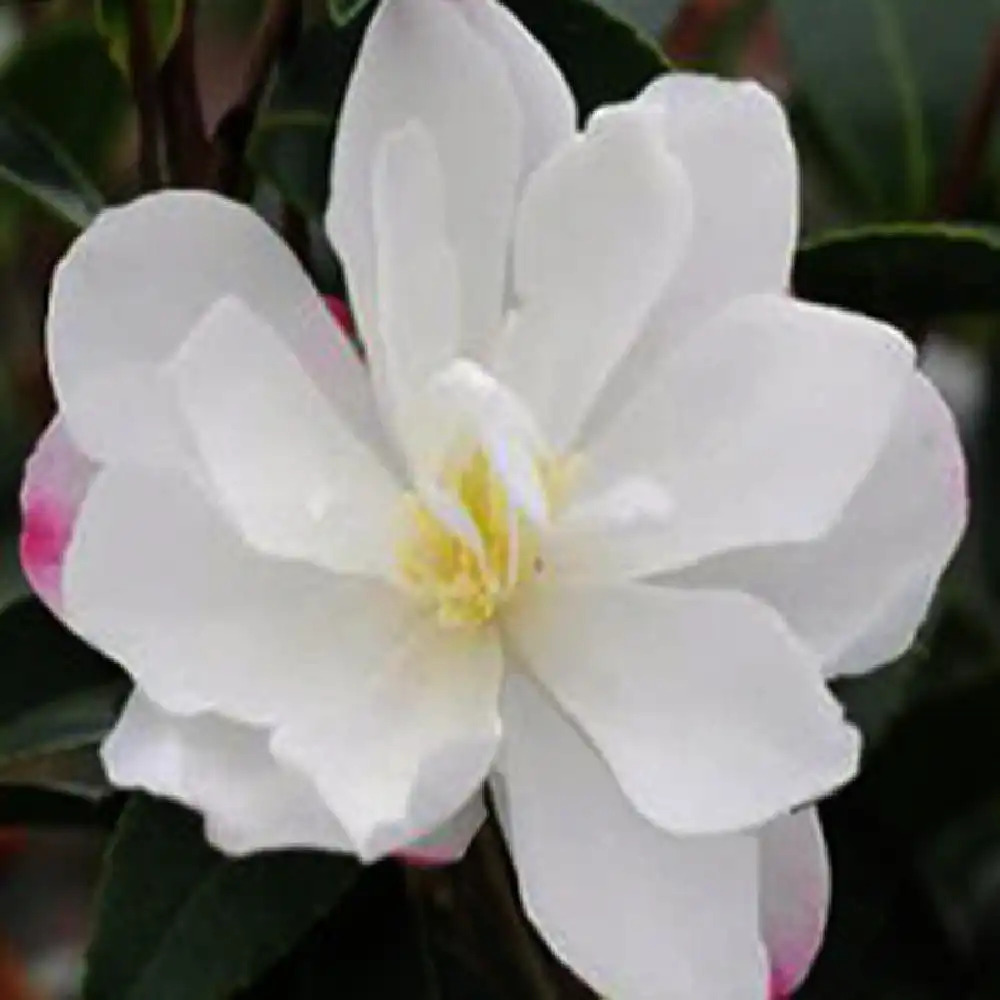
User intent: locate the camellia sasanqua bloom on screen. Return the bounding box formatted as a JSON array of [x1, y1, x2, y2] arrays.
[[19, 0, 966, 995]]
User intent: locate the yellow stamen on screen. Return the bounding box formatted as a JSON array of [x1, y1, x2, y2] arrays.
[[397, 449, 575, 628]]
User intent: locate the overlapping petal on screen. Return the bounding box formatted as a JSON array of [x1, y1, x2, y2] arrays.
[[371, 122, 462, 417], [171, 296, 401, 579], [496, 674, 768, 1000], [64, 465, 501, 859], [103, 691, 351, 855], [589, 76, 799, 429], [327, 0, 522, 364], [491, 110, 692, 450], [48, 191, 376, 469], [506, 582, 859, 835], [672, 374, 966, 677], [583, 294, 915, 577]]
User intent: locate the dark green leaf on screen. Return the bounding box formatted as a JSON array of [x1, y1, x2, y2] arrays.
[[793, 223, 1000, 323], [251, 0, 670, 216], [0, 783, 123, 827], [85, 795, 361, 1000], [0, 598, 129, 774], [94, 0, 184, 74], [249, 15, 368, 216], [597, 0, 684, 37], [798, 792, 962, 999], [775, 0, 995, 217], [327, 0, 374, 27], [0, 106, 103, 228], [244, 863, 433, 999], [0, 22, 130, 178], [503, 0, 669, 121]]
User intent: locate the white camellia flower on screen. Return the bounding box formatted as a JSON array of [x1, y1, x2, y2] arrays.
[[19, 0, 965, 995]]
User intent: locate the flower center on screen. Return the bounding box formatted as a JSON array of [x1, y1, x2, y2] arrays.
[[397, 448, 573, 628]]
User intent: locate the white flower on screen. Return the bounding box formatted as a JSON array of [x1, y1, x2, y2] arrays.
[[20, 0, 965, 995]]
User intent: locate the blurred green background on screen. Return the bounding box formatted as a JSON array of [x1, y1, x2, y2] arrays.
[[1, 0, 1000, 997]]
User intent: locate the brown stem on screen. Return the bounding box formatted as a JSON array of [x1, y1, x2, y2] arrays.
[[460, 815, 597, 1000], [126, 0, 162, 190], [212, 0, 301, 194], [160, 0, 212, 186], [939, 27, 1000, 218]]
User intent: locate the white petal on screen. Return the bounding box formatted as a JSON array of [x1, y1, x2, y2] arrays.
[[543, 475, 674, 582], [402, 359, 548, 523], [19, 417, 97, 610], [453, 0, 575, 183], [171, 296, 401, 579], [506, 582, 859, 835], [62, 464, 410, 724], [47, 191, 376, 468], [585, 294, 915, 576], [589, 76, 798, 430], [496, 674, 768, 1000], [271, 622, 503, 861], [398, 794, 486, 866], [102, 690, 351, 855], [66, 466, 502, 860], [491, 111, 692, 450], [760, 808, 830, 995], [327, 0, 521, 361], [672, 375, 966, 678], [371, 122, 461, 418]]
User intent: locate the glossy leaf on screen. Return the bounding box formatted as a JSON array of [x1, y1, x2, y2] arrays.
[[94, 0, 184, 74], [794, 223, 1000, 323], [776, 0, 995, 217], [0, 22, 130, 179], [0, 107, 103, 228], [85, 795, 361, 1000], [251, 0, 670, 216], [327, 0, 373, 27]]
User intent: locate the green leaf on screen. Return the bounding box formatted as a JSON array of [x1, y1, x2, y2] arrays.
[[85, 795, 361, 1000], [0, 22, 130, 178], [0, 106, 103, 228], [0, 783, 123, 827], [0, 598, 129, 771], [775, 0, 996, 218], [327, 0, 374, 27], [243, 862, 506, 1000], [244, 863, 433, 999], [249, 15, 367, 217], [503, 0, 669, 120], [793, 223, 1000, 323], [597, 0, 684, 37], [94, 0, 184, 74], [251, 0, 670, 216]]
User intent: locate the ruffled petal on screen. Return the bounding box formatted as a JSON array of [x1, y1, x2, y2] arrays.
[[670, 374, 966, 677], [506, 581, 858, 835], [584, 294, 915, 576], [103, 690, 351, 855], [491, 110, 691, 450], [495, 674, 768, 1000], [47, 191, 376, 468], [171, 296, 401, 579]]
